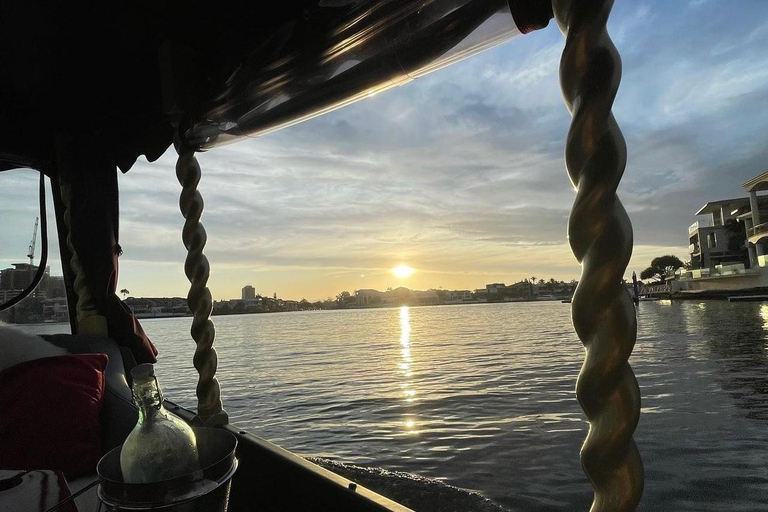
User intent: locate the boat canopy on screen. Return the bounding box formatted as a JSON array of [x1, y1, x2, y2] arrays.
[[0, 0, 552, 367], [0, 0, 551, 175]]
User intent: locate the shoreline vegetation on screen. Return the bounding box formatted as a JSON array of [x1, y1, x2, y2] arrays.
[[2, 278, 580, 324], [5, 295, 572, 325], [126, 278, 580, 321]]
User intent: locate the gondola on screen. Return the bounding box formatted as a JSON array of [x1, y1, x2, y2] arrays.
[[0, 1, 642, 511]]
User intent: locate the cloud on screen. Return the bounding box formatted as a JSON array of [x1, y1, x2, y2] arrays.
[[2, 1, 767, 301]]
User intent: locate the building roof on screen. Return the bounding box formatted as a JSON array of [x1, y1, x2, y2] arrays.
[[695, 198, 751, 216], [743, 170, 768, 192]]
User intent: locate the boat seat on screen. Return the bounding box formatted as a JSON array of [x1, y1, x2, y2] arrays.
[[42, 334, 139, 512], [43, 334, 139, 454]]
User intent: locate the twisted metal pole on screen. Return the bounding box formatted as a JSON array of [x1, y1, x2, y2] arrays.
[[552, 0, 644, 510], [176, 147, 228, 426]]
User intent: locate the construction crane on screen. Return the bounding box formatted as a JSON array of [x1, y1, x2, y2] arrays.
[[27, 217, 38, 266]]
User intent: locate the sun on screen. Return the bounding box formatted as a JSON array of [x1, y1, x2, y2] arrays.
[[391, 264, 415, 279]]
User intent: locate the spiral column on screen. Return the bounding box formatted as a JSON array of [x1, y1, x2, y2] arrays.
[[552, 0, 643, 510], [176, 148, 228, 426]]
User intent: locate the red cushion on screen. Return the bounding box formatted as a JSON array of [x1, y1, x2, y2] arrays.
[[0, 354, 108, 478]]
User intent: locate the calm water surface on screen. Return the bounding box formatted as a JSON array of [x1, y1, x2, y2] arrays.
[[42, 301, 768, 511]]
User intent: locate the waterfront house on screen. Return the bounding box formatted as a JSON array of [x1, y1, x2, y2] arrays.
[[742, 170, 768, 267], [674, 170, 768, 294], [444, 290, 474, 303], [687, 198, 749, 272], [355, 288, 384, 307]]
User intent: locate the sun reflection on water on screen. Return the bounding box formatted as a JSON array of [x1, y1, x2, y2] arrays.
[[399, 306, 419, 433], [760, 304, 768, 333]]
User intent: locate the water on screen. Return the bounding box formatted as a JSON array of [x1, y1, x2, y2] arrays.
[[26, 301, 768, 510]]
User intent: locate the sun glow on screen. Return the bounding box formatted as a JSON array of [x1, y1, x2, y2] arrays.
[[391, 264, 415, 279]]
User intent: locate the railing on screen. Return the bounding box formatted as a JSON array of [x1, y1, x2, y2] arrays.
[[748, 222, 768, 239], [689, 219, 712, 234], [641, 284, 671, 295], [680, 263, 748, 280]]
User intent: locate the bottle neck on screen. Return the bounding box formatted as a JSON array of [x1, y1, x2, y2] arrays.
[[133, 378, 164, 422]]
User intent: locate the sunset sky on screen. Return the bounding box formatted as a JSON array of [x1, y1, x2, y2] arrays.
[[2, 1, 768, 301]]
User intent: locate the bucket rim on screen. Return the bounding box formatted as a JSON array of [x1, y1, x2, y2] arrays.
[[97, 427, 238, 508], [97, 427, 237, 487]]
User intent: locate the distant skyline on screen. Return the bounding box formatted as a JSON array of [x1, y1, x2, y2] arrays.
[[1, 2, 767, 301]]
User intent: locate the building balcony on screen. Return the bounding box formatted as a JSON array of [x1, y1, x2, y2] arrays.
[[689, 219, 713, 234], [748, 222, 768, 245], [688, 243, 700, 254]]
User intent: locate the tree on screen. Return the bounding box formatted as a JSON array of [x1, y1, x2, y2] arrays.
[[336, 291, 353, 308], [120, 288, 130, 299], [640, 255, 684, 283]]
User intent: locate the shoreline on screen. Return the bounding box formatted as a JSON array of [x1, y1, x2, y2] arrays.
[[5, 298, 573, 325]]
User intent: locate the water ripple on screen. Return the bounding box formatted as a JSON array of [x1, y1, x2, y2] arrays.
[[135, 301, 768, 511]]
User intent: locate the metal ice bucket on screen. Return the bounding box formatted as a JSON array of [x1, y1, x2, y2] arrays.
[[97, 427, 238, 511]]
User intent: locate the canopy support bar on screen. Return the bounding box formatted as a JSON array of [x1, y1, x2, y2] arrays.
[[553, 0, 644, 509], [176, 147, 228, 426]]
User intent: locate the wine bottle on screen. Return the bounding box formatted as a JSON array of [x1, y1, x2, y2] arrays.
[[120, 364, 199, 483]]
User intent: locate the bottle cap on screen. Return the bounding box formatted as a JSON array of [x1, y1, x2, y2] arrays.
[[131, 363, 156, 382]]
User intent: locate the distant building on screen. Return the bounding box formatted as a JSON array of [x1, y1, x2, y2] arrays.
[[45, 274, 66, 299], [1, 263, 39, 294], [43, 298, 69, 322], [356, 289, 384, 306], [124, 297, 191, 318], [242, 285, 255, 300], [485, 283, 507, 296], [536, 280, 577, 298], [484, 281, 535, 301], [0, 263, 66, 301], [444, 290, 473, 303]]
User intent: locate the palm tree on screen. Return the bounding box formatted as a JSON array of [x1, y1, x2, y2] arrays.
[[120, 288, 130, 299]]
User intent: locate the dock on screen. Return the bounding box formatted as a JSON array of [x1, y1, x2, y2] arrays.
[[727, 295, 768, 303]]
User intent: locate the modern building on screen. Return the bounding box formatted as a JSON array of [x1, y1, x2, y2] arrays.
[[674, 169, 768, 294], [0, 263, 66, 301], [1, 263, 39, 294], [742, 171, 768, 267], [242, 285, 256, 300], [687, 198, 750, 271]]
